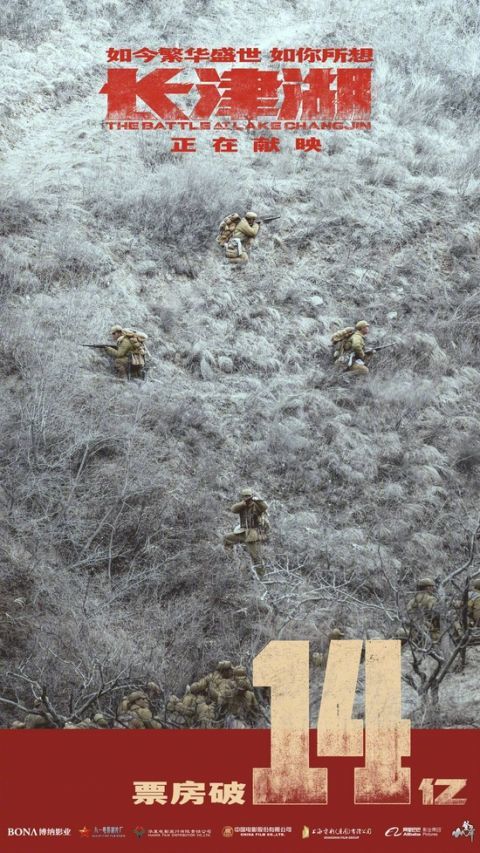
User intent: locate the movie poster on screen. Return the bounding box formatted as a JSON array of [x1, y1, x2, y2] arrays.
[[1, 0, 479, 850]]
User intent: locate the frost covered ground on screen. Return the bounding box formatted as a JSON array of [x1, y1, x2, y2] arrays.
[[0, 0, 479, 727]]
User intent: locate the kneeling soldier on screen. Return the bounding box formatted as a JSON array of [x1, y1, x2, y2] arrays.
[[104, 325, 148, 380]]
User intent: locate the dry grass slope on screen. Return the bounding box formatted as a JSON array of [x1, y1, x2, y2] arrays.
[[0, 0, 480, 727]]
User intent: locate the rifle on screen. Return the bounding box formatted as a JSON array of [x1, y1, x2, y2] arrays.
[[345, 343, 393, 368], [364, 344, 394, 354], [82, 344, 116, 349], [258, 215, 280, 224]]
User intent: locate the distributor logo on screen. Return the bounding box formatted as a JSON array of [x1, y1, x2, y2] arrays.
[[132, 826, 146, 840], [78, 827, 91, 838], [222, 826, 234, 838], [7, 829, 38, 837], [385, 827, 442, 839], [452, 821, 475, 843]]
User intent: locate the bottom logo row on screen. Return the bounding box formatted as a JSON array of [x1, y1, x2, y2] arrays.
[[5, 821, 476, 841]]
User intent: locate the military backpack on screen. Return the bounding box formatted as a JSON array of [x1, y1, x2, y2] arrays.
[[123, 330, 147, 366], [331, 327, 356, 365], [217, 213, 241, 246], [331, 327, 355, 349]]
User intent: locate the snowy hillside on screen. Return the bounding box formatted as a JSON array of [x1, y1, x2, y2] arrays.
[[1, 0, 480, 728]]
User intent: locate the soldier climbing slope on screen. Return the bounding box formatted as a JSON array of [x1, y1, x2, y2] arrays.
[[331, 320, 372, 375], [331, 320, 392, 376], [223, 487, 269, 577]]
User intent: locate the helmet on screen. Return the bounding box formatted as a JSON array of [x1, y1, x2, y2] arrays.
[[355, 320, 369, 330], [417, 577, 435, 589], [240, 487, 254, 498], [245, 211, 257, 219], [217, 660, 233, 672], [329, 628, 345, 639], [110, 324, 123, 334], [472, 579, 480, 590]]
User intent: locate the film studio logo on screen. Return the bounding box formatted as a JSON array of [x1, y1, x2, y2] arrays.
[[452, 820, 475, 843]]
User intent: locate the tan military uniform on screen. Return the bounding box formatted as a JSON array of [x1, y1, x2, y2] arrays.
[[208, 663, 258, 718], [226, 217, 260, 264], [168, 662, 258, 728], [106, 330, 146, 379], [224, 497, 268, 574], [217, 213, 241, 245], [407, 590, 440, 641], [115, 689, 162, 729], [342, 331, 370, 375]]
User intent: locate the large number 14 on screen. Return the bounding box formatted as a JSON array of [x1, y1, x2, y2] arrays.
[[253, 640, 410, 805]]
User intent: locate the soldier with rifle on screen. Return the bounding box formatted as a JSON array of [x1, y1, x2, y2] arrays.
[[83, 325, 148, 380], [331, 320, 392, 376], [219, 210, 280, 264]]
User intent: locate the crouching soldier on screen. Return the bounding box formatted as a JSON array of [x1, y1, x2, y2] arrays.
[[104, 325, 148, 380], [224, 211, 260, 264], [223, 487, 269, 576], [331, 320, 372, 375]]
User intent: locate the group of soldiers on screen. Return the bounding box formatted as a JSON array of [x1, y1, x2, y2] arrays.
[[222, 506, 480, 641], [11, 668, 259, 729], [87, 210, 385, 381], [80, 212, 479, 674], [81, 218, 386, 579], [11, 683, 164, 730], [89, 318, 380, 380], [167, 660, 259, 728], [216, 212, 387, 375]]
